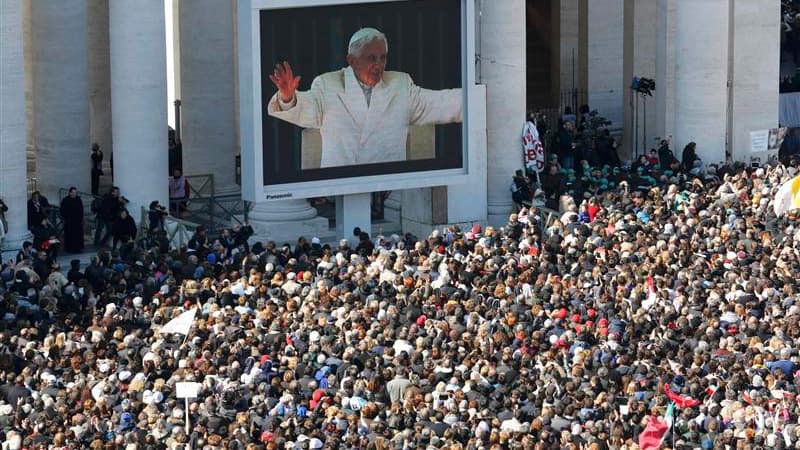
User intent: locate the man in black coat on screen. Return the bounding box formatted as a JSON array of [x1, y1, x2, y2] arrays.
[[0, 375, 30, 406], [90, 143, 103, 195], [112, 209, 138, 250], [26, 191, 50, 231], [188, 226, 210, 256], [59, 187, 84, 253], [85, 256, 106, 293], [94, 186, 124, 247]]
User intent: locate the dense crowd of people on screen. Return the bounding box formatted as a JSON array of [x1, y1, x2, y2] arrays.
[[0, 155, 800, 449], [515, 130, 800, 214]]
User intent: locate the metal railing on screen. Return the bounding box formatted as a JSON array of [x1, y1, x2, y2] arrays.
[[47, 180, 249, 250], [534, 206, 558, 229], [529, 89, 589, 130], [175, 174, 252, 233], [138, 206, 196, 250], [556, 88, 588, 119]]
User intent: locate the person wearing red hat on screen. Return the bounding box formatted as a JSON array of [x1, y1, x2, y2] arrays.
[[310, 389, 326, 410]]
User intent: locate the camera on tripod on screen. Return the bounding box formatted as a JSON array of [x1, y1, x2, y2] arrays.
[[631, 77, 655, 96]]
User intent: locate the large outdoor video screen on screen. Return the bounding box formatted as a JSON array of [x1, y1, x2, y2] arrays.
[[248, 0, 470, 200]]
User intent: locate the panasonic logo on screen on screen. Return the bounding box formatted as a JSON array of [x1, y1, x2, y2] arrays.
[[266, 193, 293, 200]]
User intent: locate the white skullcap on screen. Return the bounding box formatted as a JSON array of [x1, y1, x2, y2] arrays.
[[348, 28, 387, 56]]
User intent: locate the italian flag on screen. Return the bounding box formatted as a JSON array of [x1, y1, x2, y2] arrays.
[[639, 402, 675, 450], [664, 384, 701, 408]]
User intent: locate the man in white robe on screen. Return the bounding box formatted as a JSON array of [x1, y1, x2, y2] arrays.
[[267, 27, 462, 168]]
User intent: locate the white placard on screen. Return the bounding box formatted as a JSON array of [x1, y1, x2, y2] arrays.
[[751, 127, 788, 153], [750, 130, 769, 153], [175, 382, 200, 399]]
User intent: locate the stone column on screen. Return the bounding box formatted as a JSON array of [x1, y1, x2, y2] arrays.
[[671, 0, 729, 164], [22, 0, 34, 174], [166, 0, 181, 130], [481, 0, 526, 225], [587, 0, 625, 129], [578, 0, 588, 95], [559, 0, 581, 98], [247, 200, 329, 244], [1, 0, 33, 250], [730, 0, 780, 163], [179, 0, 239, 197], [30, 0, 91, 197], [109, 0, 169, 215], [654, 0, 677, 145], [88, 0, 113, 177], [656, 0, 730, 164]]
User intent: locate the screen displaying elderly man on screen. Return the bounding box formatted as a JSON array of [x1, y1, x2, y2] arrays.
[[267, 28, 462, 169]]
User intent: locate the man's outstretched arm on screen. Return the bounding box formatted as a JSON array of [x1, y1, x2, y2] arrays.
[[408, 77, 462, 126], [266, 61, 323, 129]]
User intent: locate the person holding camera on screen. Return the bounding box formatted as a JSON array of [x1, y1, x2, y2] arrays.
[[31, 216, 60, 261], [510, 169, 533, 209], [26, 191, 50, 231], [93, 186, 125, 247], [90, 143, 103, 196], [148, 200, 167, 234], [111, 208, 137, 250]]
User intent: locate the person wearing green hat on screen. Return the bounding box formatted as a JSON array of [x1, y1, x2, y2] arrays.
[[579, 160, 591, 178]]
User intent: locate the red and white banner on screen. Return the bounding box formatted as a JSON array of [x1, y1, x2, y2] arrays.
[[522, 121, 545, 173]]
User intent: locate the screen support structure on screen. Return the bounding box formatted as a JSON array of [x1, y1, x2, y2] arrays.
[[336, 193, 372, 245]]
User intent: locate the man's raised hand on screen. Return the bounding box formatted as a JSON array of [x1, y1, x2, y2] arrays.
[[268, 61, 301, 103]]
